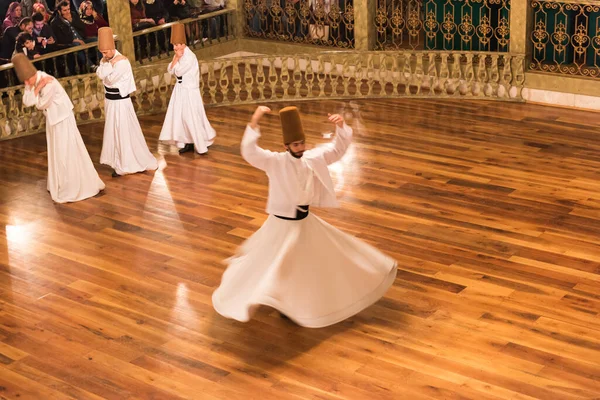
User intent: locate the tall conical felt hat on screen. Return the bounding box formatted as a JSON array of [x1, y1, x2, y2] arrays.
[[170, 23, 186, 45], [279, 106, 305, 144], [98, 27, 115, 51], [11, 53, 37, 83]]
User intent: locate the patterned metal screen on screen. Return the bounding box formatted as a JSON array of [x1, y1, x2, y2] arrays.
[[243, 0, 355, 48], [530, 0, 600, 77], [375, 0, 510, 51]]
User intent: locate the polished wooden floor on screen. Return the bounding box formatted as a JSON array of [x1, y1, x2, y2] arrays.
[[0, 98, 599, 399]]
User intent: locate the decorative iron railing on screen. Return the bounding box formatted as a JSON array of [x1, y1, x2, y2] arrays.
[[1, 51, 524, 140], [530, 0, 600, 77], [242, 0, 355, 48], [375, 0, 511, 52]]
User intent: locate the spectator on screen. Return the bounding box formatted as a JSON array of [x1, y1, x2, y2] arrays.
[[1, 17, 34, 59], [167, 0, 190, 21], [72, 0, 104, 19], [203, 0, 225, 40], [32, 3, 51, 22], [13, 32, 41, 59], [32, 11, 56, 53], [3, 2, 22, 31], [204, 0, 224, 7], [50, 1, 86, 46], [79, 0, 107, 38], [21, 0, 51, 17], [0, 0, 11, 25], [50, 1, 91, 74], [143, 0, 168, 25], [129, 0, 155, 31]]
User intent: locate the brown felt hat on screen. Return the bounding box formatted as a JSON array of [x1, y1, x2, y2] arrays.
[[98, 27, 115, 51], [170, 23, 186, 45], [11, 53, 37, 83], [279, 106, 305, 144]]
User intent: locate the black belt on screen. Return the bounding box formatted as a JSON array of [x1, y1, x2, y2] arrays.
[[104, 86, 130, 100], [176, 75, 182, 83], [275, 205, 309, 221]]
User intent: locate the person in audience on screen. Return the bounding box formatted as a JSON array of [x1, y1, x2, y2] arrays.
[[50, 1, 86, 46], [141, 0, 168, 55], [72, 0, 104, 18], [12, 53, 105, 203], [159, 23, 215, 154], [96, 27, 158, 177], [0, 17, 33, 60], [0, 0, 12, 26], [185, 0, 202, 15], [51, 1, 98, 74], [13, 32, 41, 59], [167, 0, 190, 21], [32, 12, 56, 53], [129, 0, 155, 31], [2, 2, 22, 31], [32, 3, 51, 22], [204, 0, 224, 7], [129, 0, 155, 59], [78, 0, 107, 38], [21, 0, 51, 17], [143, 0, 168, 25], [203, 0, 225, 40]]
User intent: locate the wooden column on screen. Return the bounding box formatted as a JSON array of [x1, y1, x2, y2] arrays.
[[106, 0, 135, 62], [509, 0, 528, 55], [352, 0, 376, 51]]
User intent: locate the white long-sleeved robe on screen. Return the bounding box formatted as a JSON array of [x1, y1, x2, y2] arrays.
[[23, 71, 105, 203], [240, 122, 352, 218], [212, 122, 397, 328], [96, 50, 158, 175], [159, 46, 216, 154]]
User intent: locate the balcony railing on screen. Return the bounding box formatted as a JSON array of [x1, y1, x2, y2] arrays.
[[0, 8, 233, 89], [375, 0, 511, 51], [132, 8, 236, 64], [242, 0, 355, 48], [0, 40, 113, 88], [0, 50, 525, 140], [529, 0, 600, 77]]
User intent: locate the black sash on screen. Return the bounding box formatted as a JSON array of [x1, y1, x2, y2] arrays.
[[275, 205, 309, 221], [104, 86, 130, 100], [176, 75, 182, 83]]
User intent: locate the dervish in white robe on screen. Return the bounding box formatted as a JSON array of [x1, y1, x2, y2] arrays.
[[159, 46, 216, 155], [212, 106, 397, 328], [96, 50, 158, 177], [22, 69, 105, 203]]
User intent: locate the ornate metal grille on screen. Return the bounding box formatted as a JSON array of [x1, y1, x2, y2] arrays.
[[243, 0, 355, 48], [376, 0, 510, 51], [530, 0, 600, 77]]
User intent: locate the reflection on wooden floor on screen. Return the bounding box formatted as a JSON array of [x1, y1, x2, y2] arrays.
[[0, 98, 599, 399]]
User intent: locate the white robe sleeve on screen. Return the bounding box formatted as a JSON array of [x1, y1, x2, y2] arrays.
[[96, 60, 129, 86], [240, 124, 277, 172], [36, 80, 58, 110], [22, 87, 37, 108], [168, 53, 195, 76], [22, 79, 57, 110], [312, 123, 353, 165], [95, 60, 114, 81]]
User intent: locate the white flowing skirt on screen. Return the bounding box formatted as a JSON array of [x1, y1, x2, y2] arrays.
[[101, 98, 158, 175], [159, 84, 216, 154], [212, 213, 397, 328], [46, 114, 105, 203]]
